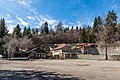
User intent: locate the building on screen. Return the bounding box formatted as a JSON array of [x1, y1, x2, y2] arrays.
[[13, 47, 48, 59], [50, 45, 81, 59], [76, 43, 99, 55], [27, 47, 49, 59]]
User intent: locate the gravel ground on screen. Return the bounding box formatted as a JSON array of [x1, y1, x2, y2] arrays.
[[0, 59, 120, 80]]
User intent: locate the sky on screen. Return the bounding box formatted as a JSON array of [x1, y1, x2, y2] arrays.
[[0, 0, 120, 33]]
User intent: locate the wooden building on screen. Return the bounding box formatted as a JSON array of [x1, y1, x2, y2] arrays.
[[13, 47, 48, 59], [28, 47, 48, 59]]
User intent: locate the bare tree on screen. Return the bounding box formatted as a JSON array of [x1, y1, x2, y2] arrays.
[[4, 37, 19, 59], [4, 36, 34, 59], [19, 37, 33, 50]]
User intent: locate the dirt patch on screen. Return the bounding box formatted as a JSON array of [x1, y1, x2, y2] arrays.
[[0, 63, 8, 64], [76, 63, 90, 66], [102, 67, 120, 71], [0, 59, 120, 80]]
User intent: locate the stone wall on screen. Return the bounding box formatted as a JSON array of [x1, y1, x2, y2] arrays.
[[77, 54, 120, 60], [97, 47, 120, 55], [78, 54, 105, 60], [108, 55, 120, 60], [82, 46, 120, 60]]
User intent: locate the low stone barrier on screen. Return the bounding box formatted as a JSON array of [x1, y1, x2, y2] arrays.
[[108, 55, 120, 60], [78, 54, 120, 60], [77, 54, 105, 60]]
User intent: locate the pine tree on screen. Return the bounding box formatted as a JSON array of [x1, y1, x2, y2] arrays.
[[0, 18, 8, 38], [80, 28, 87, 43], [105, 10, 117, 38], [97, 16, 102, 25], [93, 17, 98, 33], [105, 10, 117, 43], [79, 27, 82, 34], [71, 26, 74, 31], [23, 26, 27, 37], [32, 28, 35, 35], [56, 21, 63, 32], [93, 16, 103, 43], [40, 24, 44, 35], [86, 25, 96, 43], [35, 28, 39, 34], [93, 16, 103, 32], [76, 26, 79, 32], [12, 24, 21, 38], [106, 10, 117, 27], [43, 22, 49, 34], [27, 26, 31, 35], [22, 26, 31, 37], [64, 27, 69, 33], [87, 26, 91, 43]]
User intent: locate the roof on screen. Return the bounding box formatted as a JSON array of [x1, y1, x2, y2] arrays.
[[50, 46, 72, 51], [63, 52, 80, 54], [76, 43, 97, 48], [27, 47, 48, 54]]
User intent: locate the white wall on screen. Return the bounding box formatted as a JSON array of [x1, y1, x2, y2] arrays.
[[0, 55, 2, 58]]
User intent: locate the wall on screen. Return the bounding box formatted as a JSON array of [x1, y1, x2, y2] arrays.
[[108, 55, 120, 60], [0, 55, 2, 58], [78, 54, 105, 60], [97, 47, 120, 55], [77, 54, 120, 60]]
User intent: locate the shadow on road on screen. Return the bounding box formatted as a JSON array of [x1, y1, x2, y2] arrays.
[[0, 70, 84, 80]]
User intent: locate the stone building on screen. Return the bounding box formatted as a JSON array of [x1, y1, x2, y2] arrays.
[[76, 43, 99, 55]]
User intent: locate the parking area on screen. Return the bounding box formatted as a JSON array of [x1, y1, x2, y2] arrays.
[[0, 59, 120, 80]]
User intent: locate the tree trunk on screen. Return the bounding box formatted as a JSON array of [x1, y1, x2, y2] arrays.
[[9, 51, 13, 60], [9, 52, 12, 60], [105, 43, 108, 60]]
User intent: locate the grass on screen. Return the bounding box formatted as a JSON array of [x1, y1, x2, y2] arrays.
[[0, 58, 7, 60]]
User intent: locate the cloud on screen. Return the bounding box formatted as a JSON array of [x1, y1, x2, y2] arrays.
[[68, 0, 86, 8], [90, 22, 94, 27], [16, 16, 28, 26], [35, 15, 58, 28], [7, 25, 15, 33], [18, 1, 26, 6], [18, 0, 59, 28], [6, 14, 11, 18], [7, 8, 17, 15], [111, 4, 120, 10], [63, 25, 69, 28], [6, 20, 13, 24], [68, 22, 74, 25], [8, 25, 24, 33], [26, 16, 35, 20], [75, 21, 82, 27], [3, 0, 60, 30], [17, 0, 58, 28], [18, 0, 32, 7]]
